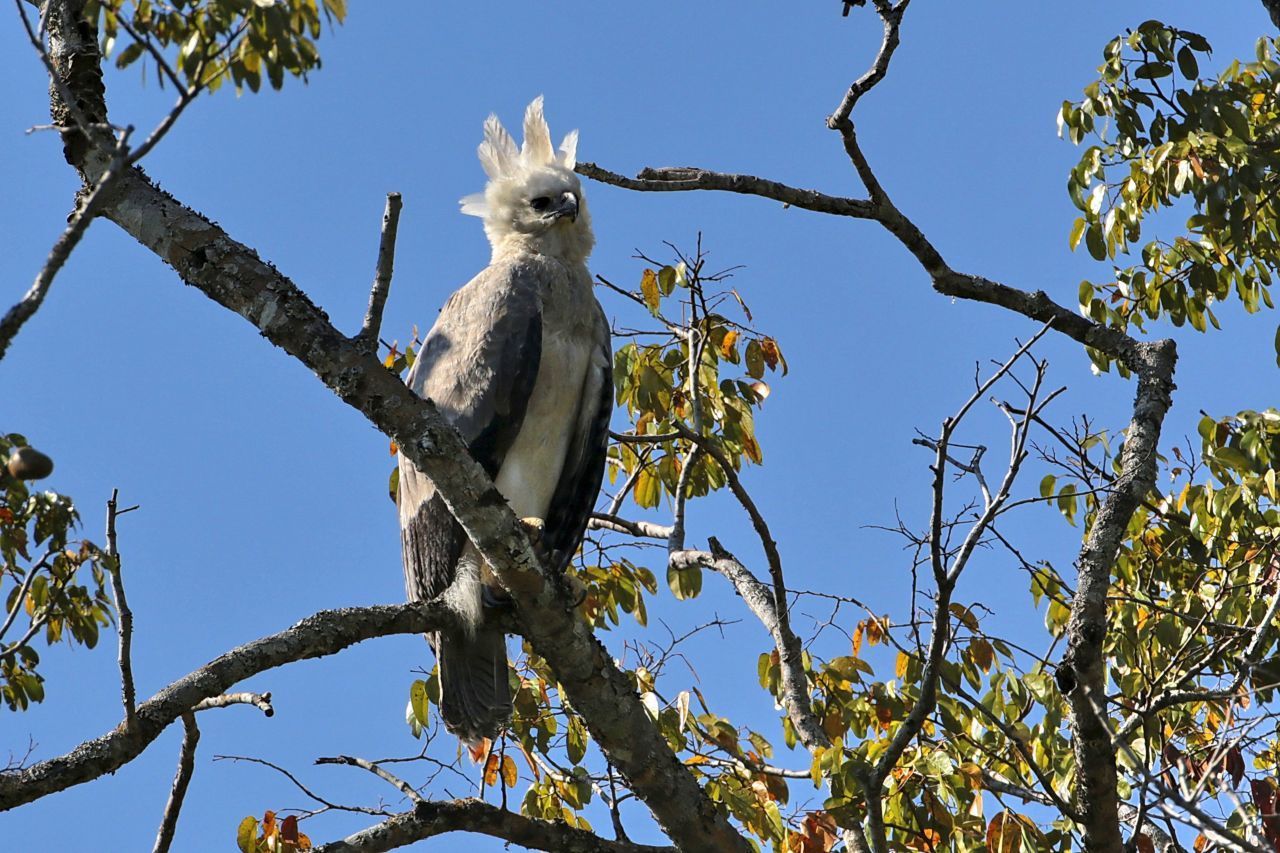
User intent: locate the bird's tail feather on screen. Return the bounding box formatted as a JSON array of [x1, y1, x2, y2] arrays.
[[432, 629, 511, 745]]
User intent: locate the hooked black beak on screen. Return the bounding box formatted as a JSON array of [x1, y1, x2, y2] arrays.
[[550, 191, 578, 223]]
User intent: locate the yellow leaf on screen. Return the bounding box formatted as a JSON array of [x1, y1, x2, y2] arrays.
[[501, 754, 518, 788], [720, 329, 739, 358], [640, 269, 661, 315], [969, 638, 994, 672], [895, 652, 910, 679]]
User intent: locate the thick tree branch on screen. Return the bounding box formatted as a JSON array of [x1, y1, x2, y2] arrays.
[[40, 8, 745, 850], [0, 601, 456, 810], [1058, 342, 1177, 852], [312, 798, 675, 853], [151, 712, 198, 853]]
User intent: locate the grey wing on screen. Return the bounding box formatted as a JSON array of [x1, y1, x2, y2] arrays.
[[397, 262, 544, 603], [542, 300, 613, 571]]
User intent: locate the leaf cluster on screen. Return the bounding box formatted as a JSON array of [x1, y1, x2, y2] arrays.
[[0, 433, 112, 712]]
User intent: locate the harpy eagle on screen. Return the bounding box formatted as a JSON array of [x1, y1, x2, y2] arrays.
[[396, 98, 612, 743]]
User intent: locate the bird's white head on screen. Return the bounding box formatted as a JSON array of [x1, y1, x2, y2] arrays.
[[460, 97, 594, 265]]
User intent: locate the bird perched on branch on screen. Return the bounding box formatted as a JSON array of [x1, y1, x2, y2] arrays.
[[396, 97, 612, 744]]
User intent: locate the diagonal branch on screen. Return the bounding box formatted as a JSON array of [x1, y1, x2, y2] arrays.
[[40, 7, 746, 850], [152, 712, 199, 853], [0, 601, 457, 810]]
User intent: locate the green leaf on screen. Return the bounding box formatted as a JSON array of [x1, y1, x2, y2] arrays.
[[1085, 224, 1107, 261], [1176, 45, 1198, 79], [1069, 217, 1087, 251]]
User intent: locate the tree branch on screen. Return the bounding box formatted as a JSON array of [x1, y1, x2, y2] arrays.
[[0, 601, 457, 810], [576, 162, 875, 219], [105, 489, 138, 725], [0, 129, 130, 362], [315, 755, 423, 805], [192, 692, 274, 716], [356, 192, 402, 352], [827, 0, 911, 127], [151, 712, 198, 853], [313, 798, 676, 853]]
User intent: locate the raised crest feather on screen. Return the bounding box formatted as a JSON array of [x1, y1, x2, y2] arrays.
[[477, 114, 517, 179], [558, 129, 578, 170], [521, 96, 555, 166]]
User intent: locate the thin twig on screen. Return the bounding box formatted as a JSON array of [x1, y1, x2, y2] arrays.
[[214, 754, 392, 817], [316, 755, 424, 805], [357, 192, 403, 352], [106, 488, 138, 724], [0, 129, 132, 362]]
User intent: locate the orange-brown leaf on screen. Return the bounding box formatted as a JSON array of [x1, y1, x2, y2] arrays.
[[483, 752, 501, 787], [501, 754, 518, 788], [760, 337, 780, 370], [986, 812, 1022, 853]]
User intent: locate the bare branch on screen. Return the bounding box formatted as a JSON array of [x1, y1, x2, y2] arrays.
[[827, 0, 912, 127], [577, 162, 875, 219], [356, 192, 403, 352], [315, 755, 423, 805], [106, 489, 138, 725], [0, 601, 458, 810], [671, 545, 826, 752], [312, 798, 676, 853], [215, 754, 391, 817], [0, 129, 131, 362], [152, 713, 199, 853], [589, 513, 672, 540], [192, 692, 274, 717]]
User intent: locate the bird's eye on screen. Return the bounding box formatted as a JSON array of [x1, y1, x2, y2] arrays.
[[529, 196, 551, 212]]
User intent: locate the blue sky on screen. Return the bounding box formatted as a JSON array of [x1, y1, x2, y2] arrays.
[[1, 2, 1275, 850]]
